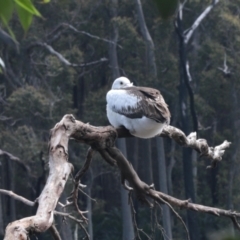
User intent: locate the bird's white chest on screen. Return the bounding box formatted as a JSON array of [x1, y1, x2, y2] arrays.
[[106, 89, 165, 138], [107, 108, 165, 138]]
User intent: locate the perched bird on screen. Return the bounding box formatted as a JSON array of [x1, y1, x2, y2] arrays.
[[106, 77, 170, 138]]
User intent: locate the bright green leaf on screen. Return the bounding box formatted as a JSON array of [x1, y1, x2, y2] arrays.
[[1, 17, 17, 43], [16, 3, 33, 32], [14, 0, 41, 16], [0, 0, 14, 23]]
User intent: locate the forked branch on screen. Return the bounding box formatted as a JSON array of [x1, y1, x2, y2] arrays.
[[2, 114, 233, 239]]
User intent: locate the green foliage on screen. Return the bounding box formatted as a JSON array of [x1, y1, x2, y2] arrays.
[[152, 0, 179, 19], [0, 0, 44, 34], [93, 204, 122, 239], [6, 86, 49, 122], [1, 0, 240, 239]]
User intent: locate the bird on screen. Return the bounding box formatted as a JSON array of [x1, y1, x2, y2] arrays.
[[106, 76, 171, 138]]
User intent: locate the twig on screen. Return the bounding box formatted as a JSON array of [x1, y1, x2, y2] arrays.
[[129, 195, 142, 240], [49, 225, 62, 240], [34, 42, 108, 67], [184, 0, 219, 44], [0, 189, 35, 206], [64, 23, 123, 48], [78, 187, 96, 202], [155, 199, 190, 240], [117, 125, 231, 168], [72, 148, 95, 222], [0, 149, 32, 175], [54, 211, 83, 224], [79, 222, 90, 240]]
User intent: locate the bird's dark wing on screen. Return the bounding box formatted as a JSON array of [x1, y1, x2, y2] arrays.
[[110, 87, 170, 124], [134, 87, 170, 124]]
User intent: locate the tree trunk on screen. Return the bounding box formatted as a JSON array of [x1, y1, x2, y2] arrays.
[[7, 160, 16, 222], [87, 172, 93, 240], [138, 139, 153, 184], [226, 76, 239, 236], [157, 138, 172, 240], [134, 0, 157, 77], [134, 0, 172, 238], [74, 224, 78, 240], [118, 139, 135, 240], [108, 0, 134, 239], [176, 12, 199, 240], [4, 115, 73, 239], [56, 193, 74, 240], [0, 161, 4, 237]]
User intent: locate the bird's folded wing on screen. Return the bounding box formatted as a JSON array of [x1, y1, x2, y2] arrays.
[[107, 87, 170, 123]]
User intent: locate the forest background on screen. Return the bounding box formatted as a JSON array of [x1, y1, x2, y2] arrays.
[[0, 0, 239, 239]]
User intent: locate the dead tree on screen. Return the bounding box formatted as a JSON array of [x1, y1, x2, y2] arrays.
[[2, 114, 235, 240]]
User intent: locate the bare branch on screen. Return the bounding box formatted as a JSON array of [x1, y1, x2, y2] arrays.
[[64, 23, 122, 48], [71, 148, 95, 222], [45, 22, 122, 48], [186, 60, 192, 82], [49, 225, 62, 240], [0, 149, 32, 175], [2, 115, 232, 239], [0, 189, 35, 206], [129, 195, 142, 239], [153, 190, 240, 219], [155, 198, 190, 240], [217, 52, 232, 76], [116, 125, 231, 167], [54, 211, 83, 224], [4, 115, 74, 240], [103, 146, 240, 228], [33, 42, 108, 67], [184, 0, 219, 44], [159, 126, 231, 168]]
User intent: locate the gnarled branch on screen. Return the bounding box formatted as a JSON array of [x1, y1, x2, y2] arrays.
[[2, 114, 233, 239]]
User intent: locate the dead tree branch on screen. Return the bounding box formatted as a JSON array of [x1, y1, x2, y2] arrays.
[[4, 115, 74, 240], [71, 147, 95, 222], [117, 125, 231, 168], [184, 0, 219, 44], [2, 115, 233, 239], [30, 42, 108, 68], [0, 149, 32, 175], [49, 225, 62, 240], [0, 189, 35, 206]]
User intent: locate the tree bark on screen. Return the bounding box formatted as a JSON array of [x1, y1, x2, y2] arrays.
[[134, 0, 172, 238], [118, 139, 135, 240], [7, 159, 16, 222], [108, 0, 134, 238], [0, 164, 4, 237], [134, 0, 157, 77], [86, 172, 93, 240], [2, 114, 232, 239], [157, 138, 172, 239], [56, 193, 73, 240], [175, 2, 220, 238], [4, 115, 73, 240]]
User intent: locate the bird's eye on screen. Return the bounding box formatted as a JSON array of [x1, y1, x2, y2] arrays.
[[120, 82, 123, 85]]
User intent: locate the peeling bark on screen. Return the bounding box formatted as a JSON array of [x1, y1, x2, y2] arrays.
[[4, 115, 74, 240], [3, 115, 232, 239]]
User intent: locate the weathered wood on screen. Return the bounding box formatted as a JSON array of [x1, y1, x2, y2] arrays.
[[2, 114, 233, 239], [4, 115, 74, 240]]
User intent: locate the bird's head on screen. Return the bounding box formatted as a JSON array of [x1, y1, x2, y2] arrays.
[[111, 77, 133, 89]]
